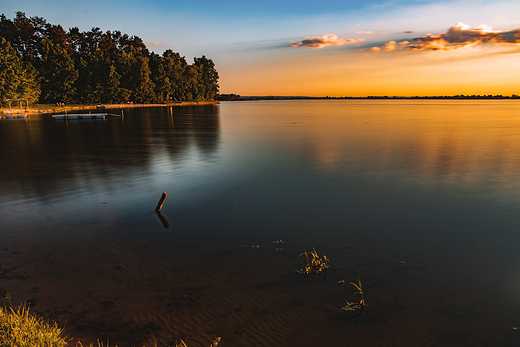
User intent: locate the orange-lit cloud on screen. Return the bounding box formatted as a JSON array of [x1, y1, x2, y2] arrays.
[[381, 23, 520, 51], [356, 31, 373, 34], [145, 40, 167, 49], [382, 41, 410, 51], [289, 34, 365, 48], [384, 41, 397, 51], [411, 23, 517, 50]]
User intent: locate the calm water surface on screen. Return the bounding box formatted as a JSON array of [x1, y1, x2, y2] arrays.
[[1, 100, 520, 346]]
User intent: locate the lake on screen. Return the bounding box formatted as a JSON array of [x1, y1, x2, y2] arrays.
[[1, 100, 519, 346]]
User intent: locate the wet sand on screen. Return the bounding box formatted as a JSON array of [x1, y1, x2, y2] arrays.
[[1, 220, 517, 347]]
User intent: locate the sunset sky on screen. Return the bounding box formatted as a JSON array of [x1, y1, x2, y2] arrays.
[[2, 0, 520, 96]]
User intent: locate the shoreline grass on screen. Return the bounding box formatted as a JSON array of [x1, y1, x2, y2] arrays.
[[0, 304, 66, 347], [0, 303, 221, 347], [0, 101, 219, 116]]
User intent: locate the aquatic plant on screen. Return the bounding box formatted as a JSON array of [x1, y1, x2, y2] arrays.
[[299, 248, 329, 275], [339, 277, 365, 312]]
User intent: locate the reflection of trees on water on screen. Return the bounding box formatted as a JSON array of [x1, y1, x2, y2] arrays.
[[0, 106, 220, 199], [158, 105, 220, 155]]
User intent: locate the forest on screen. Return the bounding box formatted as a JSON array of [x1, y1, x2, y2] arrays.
[[0, 12, 219, 105]]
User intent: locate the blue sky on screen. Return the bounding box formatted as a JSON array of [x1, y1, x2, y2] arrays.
[[2, 0, 519, 95], [4, 0, 518, 51]]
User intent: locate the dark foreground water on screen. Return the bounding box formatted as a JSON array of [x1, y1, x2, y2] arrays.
[[1, 100, 520, 346]]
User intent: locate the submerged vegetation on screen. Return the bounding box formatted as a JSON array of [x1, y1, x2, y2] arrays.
[[0, 12, 219, 106], [299, 248, 330, 275], [298, 248, 366, 314], [339, 277, 365, 312]]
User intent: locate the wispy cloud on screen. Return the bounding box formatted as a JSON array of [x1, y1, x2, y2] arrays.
[[145, 41, 167, 49], [371, 23, 520, 52], [289, 34, 365, 49], [355, 31, 373, 34]]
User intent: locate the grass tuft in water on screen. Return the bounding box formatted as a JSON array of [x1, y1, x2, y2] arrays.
[[339, 277, 365, 312], [299, 248, 329, 275]]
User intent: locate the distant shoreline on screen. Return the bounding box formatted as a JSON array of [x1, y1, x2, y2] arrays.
[[0, 101, 220, 115]]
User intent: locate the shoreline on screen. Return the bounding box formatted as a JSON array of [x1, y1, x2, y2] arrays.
[[0, 101, 220, 116]]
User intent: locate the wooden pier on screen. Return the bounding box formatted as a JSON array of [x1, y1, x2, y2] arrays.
[[51, 112, 123, 120], [1, 112, 123, 120], [1, 114, 27, 119]]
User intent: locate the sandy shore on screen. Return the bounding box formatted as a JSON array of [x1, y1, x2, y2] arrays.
[[0, 101, 219, 116]]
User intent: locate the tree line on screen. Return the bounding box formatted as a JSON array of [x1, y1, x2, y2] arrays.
[[0, 12, 219, 105]]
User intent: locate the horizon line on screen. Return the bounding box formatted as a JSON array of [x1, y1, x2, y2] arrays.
[[219, 94, 520, 100]]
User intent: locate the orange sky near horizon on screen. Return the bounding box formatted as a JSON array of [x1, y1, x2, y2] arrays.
[[218, 42, 520, 97]]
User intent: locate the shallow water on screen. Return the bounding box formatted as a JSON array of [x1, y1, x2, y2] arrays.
[[1, 100, 520, 346]]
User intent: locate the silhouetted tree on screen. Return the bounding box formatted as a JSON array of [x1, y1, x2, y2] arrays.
[[133, 55, 155, 103], [0, 13, 219, 104], [194, 55, 219, 101], [45, 24, 72, 55], [18, 60, 41, 102], [0, 37, 40, 102], [38, 37, 77, 103], [0, 12, 45, 61]]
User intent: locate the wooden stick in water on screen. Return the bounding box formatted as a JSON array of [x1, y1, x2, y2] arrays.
[[155, 192, 168, 212]]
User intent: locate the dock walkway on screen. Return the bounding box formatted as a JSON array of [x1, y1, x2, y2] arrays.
[[52, 113, 108, 120]]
